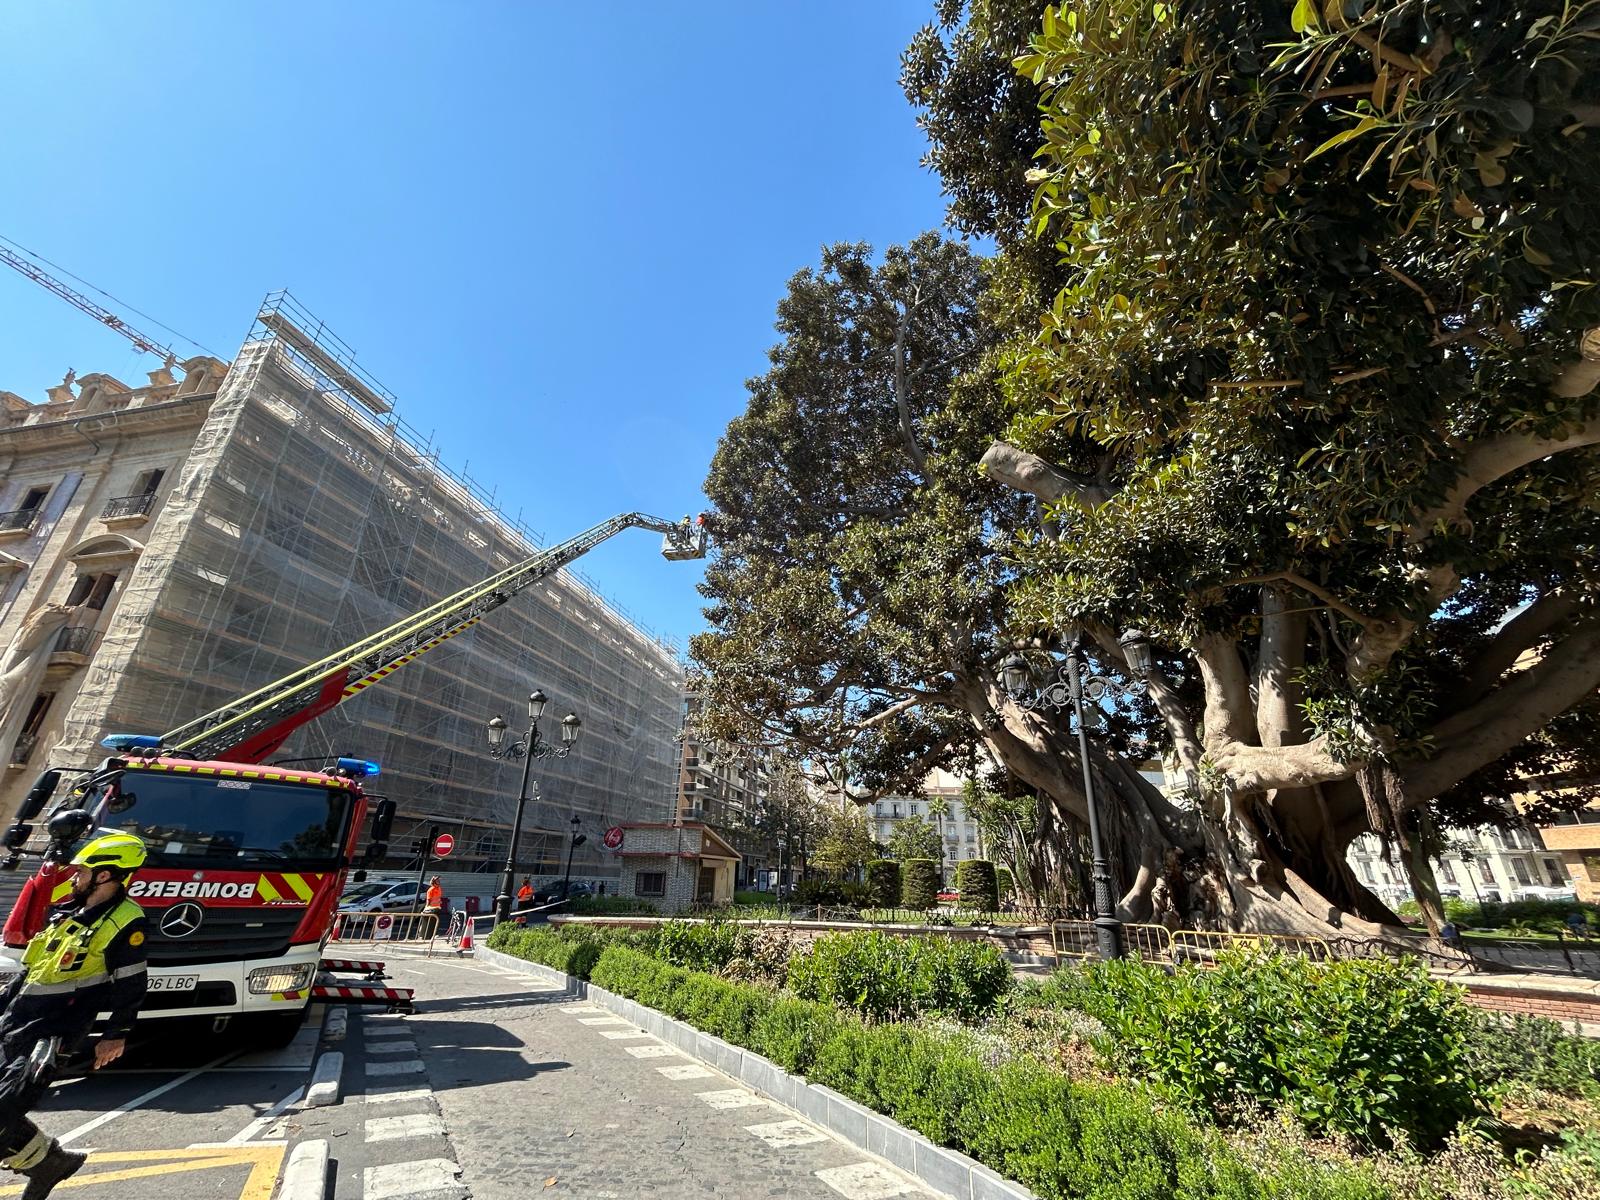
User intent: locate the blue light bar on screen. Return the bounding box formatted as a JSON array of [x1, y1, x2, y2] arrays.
[[336, 757, 381, 777], [101, 734, 163, 751]]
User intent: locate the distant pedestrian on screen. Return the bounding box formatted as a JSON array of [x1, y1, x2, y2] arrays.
[[1438, 920, 1462, 949], [423, 876, 443, 930], [1567, 909, 1590, 940], [516, 877, 534, 909]]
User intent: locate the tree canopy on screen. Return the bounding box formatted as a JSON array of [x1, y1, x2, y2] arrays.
[[694, 0, 1600, 935]]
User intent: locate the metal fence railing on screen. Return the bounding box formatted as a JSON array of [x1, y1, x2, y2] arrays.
[[1052, 920, 1174, 962], [331, 910, 439, 946]]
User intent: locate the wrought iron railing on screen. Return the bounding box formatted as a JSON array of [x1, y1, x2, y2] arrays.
[[101, 493, 156, 520], [0, 509, 39, 533]]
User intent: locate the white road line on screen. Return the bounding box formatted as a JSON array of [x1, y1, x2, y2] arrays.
[[366, 1111, 447, 1142], [656, 1064, 716, 1080], [745, 1119, 831, 1149], [58, 1051, 238, 1146], [598, 1030, 653, 1040], [624, 1044, 681, 1058], [559, 1005, 608, 1014], [576, 1016, 629, 1025], [696, 1088, 770, 1110], [224, 1084, 305, 1144], [362, 1158, 466, 1199], [364, 1023, 413, 1038], [367, 1040, 419, 1055], [365, 1058, 426, 1076], [364, 1087, 434, 1105], [815, 1162, 923, 1199]]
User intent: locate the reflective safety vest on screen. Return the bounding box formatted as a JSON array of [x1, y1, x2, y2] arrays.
[[18, 899, 145, 998]]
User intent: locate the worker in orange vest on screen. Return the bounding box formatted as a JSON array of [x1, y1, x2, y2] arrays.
[[516, 877, 534, 909], [423, 877, 443, 931]]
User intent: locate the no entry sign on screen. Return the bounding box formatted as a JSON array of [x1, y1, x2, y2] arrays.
[[434, 833, 455, 858]]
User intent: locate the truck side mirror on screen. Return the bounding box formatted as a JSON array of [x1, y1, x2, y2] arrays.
[[349, 869, 368, 884], [16, 771, 61, 822], [370, 799, 396, 842], [44, 809, 94, 860]]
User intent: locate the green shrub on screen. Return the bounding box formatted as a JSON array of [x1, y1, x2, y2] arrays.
[[867, 860, 902, 907], [956, 860, 999, 911], [589, 943, 1390, 1200], [654, 919, 746, 973], [1052, 950, 1484, 1145], [786, 929, 1011, 1022], [1466, 1012, 1600, 1098], [732, 889, 772, 906], [568, 895, 659, 915], [791, 878, 846, 905], [996, 866, 1016, 904], [902, 859, 940, 909]]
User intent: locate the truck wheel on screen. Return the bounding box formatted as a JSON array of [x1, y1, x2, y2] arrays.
[[242, 1009, 308, 1049]]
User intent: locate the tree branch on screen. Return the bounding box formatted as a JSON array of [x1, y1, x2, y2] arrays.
[[892, 305, 928, 475], [1086, 625, 1203, 771], [980, 442, 1114, 506], [1224, 571, 1375, 629], [1256, 586, 1307, 748], [1404, 621, 1600, 799], [1549, 326, 1600, 399], [1458, 593, 1580, 705], [1414, 412, 1600, 535]]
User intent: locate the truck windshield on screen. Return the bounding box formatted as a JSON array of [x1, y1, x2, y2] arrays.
[[94, 772, 352, 867]]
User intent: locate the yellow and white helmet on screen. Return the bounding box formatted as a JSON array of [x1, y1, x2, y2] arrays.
[[70, 832, 148, 874]]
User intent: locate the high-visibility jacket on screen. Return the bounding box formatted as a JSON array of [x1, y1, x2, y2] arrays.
[[516, 885, 533, 903], [0, 895, 149, 1049], [425, 885, 443, 909], [19, 898, 145, 997]]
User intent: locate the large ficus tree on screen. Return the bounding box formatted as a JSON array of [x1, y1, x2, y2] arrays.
[[978, 0, 1600, 929]]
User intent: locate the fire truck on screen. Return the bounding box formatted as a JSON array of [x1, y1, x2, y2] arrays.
[[0, 512, 706, 1041]]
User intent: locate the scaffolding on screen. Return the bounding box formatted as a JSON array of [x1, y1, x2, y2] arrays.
[[85, 294, 684, 880]]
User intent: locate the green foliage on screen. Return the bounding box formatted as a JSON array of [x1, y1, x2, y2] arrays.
[[996, 865, 1016, 903], [567, 895, 659, 916], [589, 943, 1397, 1200], [1449, 898, 1599, 935], [955, 859, 999, 910], [866, 859, 902, 907], [901, 859, 941, 909], [814, 806, 880, 876], [654, 919, 746, 973], [886, 816, 945, 865], [1049, 951, 1484, 1144], [1466, 1012, 1600, 1099], [785, 929, 1012, 1022], [485, 924, 612, 980]]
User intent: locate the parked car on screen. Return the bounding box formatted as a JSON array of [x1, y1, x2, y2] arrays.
[[538, 880, 594, 903], [338, 879, 423, 912]]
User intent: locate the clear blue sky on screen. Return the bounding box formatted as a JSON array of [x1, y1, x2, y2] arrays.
[[0, 2, 952, 651]]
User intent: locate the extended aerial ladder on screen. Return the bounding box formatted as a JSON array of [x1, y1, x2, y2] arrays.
[[156, 512, 707, 763]]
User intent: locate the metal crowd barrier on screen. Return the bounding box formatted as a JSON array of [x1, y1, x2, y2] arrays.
[[1052, 919, 1173, 962], [330, 910, 440, 947], [1169, 928, 1332, 963]]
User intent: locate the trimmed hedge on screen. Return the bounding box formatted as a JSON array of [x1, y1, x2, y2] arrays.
[[588, 945, 1391, 1200], [902, 859, 940, 909], [995, 865, 1015, 904], [866, 859, 902, 907], [1049, 950, 1484, 1145], [955, 860, 998, 911], [785, 929, 1012, 1022]]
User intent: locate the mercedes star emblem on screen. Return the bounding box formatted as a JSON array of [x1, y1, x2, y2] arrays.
[[159, 902, 205, 938]]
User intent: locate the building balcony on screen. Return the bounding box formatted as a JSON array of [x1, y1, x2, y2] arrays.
[[0, 509, 40, 539], [101, 493, 157, 527], [8, 732, 37, 767], [49, 625, 101, 668]]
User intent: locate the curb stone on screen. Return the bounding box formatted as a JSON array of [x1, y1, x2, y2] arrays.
[[305, 1050, 344, 1108], [277, 1138, 329, 1200], [473, 942, 1041, 1200]]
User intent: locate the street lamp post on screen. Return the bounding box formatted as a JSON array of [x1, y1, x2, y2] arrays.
[[486, 690, 582, 923], [998, 628, 1154, 961], [561, 814, 588, 898], [775, 834, 787, 904]]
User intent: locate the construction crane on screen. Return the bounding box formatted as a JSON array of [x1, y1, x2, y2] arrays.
[[0, 240, 180, 366]]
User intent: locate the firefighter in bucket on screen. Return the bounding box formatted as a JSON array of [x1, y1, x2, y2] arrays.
[[0, 831, 148, 1197]]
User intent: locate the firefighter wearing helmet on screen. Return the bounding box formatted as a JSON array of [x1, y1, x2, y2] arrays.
[[0, 832, 148, 1197]]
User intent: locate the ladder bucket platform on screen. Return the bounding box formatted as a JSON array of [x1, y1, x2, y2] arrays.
[[311, 982, 414, 1011]]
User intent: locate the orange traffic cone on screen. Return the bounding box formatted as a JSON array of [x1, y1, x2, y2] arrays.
[[457, 920, 474, 956]]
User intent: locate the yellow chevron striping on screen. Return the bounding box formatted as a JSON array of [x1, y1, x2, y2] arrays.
[[255, 876, 282, 903], [284, 874, 314, 902]]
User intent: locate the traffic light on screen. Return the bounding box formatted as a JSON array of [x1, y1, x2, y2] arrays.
[[411, 838, 426, 856]]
